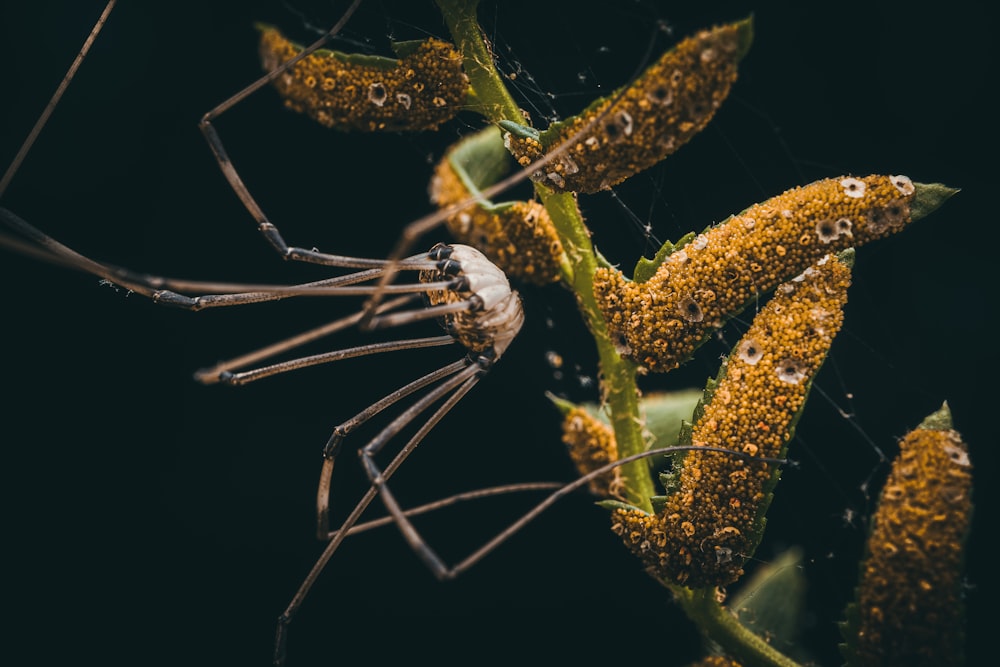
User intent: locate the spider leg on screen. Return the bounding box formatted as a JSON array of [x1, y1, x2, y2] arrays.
[[216, 335, 456, 386], [274, 359, 481, 665], [192, 294, 420, 383], [316, 358, 469, 538], [194, 282, 484, 386], [456, 446, 791, 579], [364, 298, 477, 329], [197, 1, 382, 271], [0, 0, 117, 197], [0, 206, 464, 310], [371, 443, 791, 583], [325, 482, 562, 539], [356, 357, 487, 578]]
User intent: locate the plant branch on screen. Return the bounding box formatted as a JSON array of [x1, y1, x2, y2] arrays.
[[436, 0, 655, 510], [670, 585, 803, 667]]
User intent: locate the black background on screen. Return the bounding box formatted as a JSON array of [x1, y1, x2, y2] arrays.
[[1, 1, 995, 665]]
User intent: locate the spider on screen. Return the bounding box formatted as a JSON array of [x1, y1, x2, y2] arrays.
[[0, 2, 545, 658], [2, 198, 556, 654]]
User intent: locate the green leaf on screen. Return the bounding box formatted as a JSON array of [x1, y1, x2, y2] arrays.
[[597, 499, 646, 513], [497, 119, 540, 140], [911, 182, 959, 221], [632, 231, 695, 283], [445, 125, 511, 208], [918, 401, 953, 431]]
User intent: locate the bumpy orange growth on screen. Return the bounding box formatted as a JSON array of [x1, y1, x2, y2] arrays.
[[258, 25, 468, 132], [560, 407, 623, 499], [611, 253, 851, 588], [849, 411, 972, 666], [595, 174, 916, 372], [430, 153, 563, 284], [503, 20, 749, 193]]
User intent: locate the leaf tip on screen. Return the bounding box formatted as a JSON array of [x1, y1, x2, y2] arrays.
[[911, 182, 959, 221], [734, 15, 754, 59], [918, 401, 953, 431]]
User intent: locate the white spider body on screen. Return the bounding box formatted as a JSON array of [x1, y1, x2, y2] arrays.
[[421, 243, 524, 360]]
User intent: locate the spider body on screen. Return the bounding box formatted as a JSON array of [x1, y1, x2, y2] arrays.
[[420, 243, 524, 359]]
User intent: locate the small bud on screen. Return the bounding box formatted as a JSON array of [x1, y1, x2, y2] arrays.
[[841, 403, 973, 667], [553, 389, 702, 501], [553, 398, 624, 500]]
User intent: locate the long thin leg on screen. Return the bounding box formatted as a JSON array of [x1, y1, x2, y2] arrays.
[[316, 358, 468, 538], [193, 292, 483, 384], [324, 482, 562, 540], [357, 370, 482, 575], [373, 445, 792, 581], [0, 0, 118, 197], [217, 336, 457, 386], [274, 361, 481, 666], [198, 1, 382, 269], [280, 438, 788, 664], [1, 206, 465, 310], [192, 294, 420, 384]]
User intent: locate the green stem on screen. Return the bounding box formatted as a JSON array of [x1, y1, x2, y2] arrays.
[[670, 586, 803, 667], [435, 0, 523, 122], [436, 0, 654, 511], [539, 191, 654, 510]]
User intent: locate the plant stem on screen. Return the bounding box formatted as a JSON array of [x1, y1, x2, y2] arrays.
[[538, 191, 654, 510], [436, 0, 654, 510], [670, 585, 803, 667], [435, 0, 521, 121]]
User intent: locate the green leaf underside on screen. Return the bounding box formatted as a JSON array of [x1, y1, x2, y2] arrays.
[[445, 126, 514, 209], [255, 22, 403, 71], [719, 547, 812, 664]]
